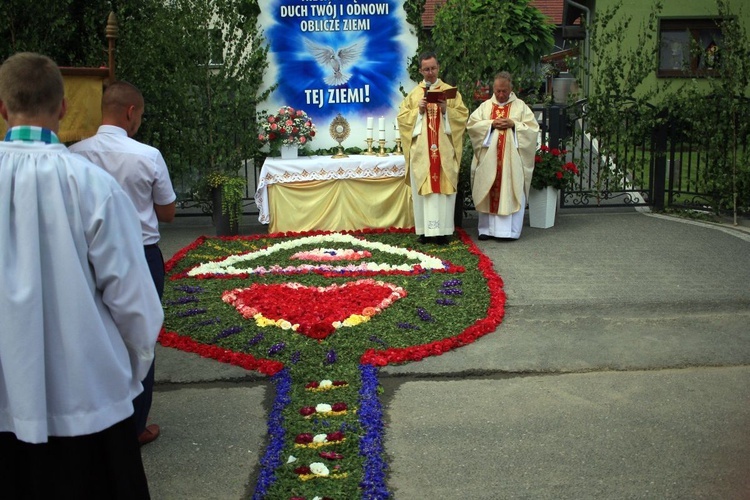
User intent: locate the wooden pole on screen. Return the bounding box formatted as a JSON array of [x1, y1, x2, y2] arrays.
[[105, 11, 118, 84]]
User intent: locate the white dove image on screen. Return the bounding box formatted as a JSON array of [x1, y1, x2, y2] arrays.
[[304, 38, 366, 86]]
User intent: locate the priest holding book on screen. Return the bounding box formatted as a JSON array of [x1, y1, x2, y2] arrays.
[[397, 51, 468, 245]]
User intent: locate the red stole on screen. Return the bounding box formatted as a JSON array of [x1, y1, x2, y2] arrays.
[[489, 103, 511, 213], [424, 86, 443, 193]]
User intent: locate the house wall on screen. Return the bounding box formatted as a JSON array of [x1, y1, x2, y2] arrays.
[[587, 0, 750, 100]]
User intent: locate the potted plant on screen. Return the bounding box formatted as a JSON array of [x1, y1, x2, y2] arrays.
[[257, 106, 316, 159], [196, 171, 246, 236], [529, 145, 580, 228]]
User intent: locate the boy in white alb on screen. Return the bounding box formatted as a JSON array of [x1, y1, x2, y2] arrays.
[[0, 52, 162, 497]]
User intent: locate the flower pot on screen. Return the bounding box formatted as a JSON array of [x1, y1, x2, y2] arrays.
[[211, 187, 239, 236], [281, 144, 299, 160], [528, 186, 559, 229]]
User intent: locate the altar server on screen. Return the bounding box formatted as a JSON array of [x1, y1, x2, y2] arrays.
[[0, 52, 162, 498]]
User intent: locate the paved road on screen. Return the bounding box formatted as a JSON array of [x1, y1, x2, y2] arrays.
[[143, 208, 750, 499]]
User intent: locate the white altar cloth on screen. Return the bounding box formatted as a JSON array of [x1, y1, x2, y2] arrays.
[[255, 154, 406, 225]]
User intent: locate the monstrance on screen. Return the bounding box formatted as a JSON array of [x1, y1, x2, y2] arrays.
[[329, 114, 350, 159]]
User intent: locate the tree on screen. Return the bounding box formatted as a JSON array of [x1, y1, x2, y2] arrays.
[[425, 0, 555, 211], [567, 1, 665, 205], [1, 0, 272, 208], [0, 0, 110, 66], [431, 0, 555, 104], [114, 0, 272, 194], [664, 0, 750, 219]]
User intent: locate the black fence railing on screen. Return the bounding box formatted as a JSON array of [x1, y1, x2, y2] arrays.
[[542, 98, 749, 213], [665, 98, 750, 213], [173, 154, 264, 217], [548, 100, 655, 209]]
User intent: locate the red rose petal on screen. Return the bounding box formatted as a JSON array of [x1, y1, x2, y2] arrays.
[[223, 281, 404, 340]]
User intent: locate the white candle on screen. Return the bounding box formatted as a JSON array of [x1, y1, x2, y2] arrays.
[[367, 117, 374, 129], [378, 117, 386, 140], [394, 119, 399, 132]]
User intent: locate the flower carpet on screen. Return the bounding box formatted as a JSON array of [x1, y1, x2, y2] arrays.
[[159, 227, 506, 499]]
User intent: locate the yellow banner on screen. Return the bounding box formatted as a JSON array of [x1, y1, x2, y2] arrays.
[[0, 75, 102, 143]]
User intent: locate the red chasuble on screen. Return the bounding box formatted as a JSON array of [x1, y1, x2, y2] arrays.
[[424, 87, 443, 193], [489, 103, 511, 213]]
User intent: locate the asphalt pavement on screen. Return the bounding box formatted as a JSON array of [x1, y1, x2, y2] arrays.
[[142, 207, 750, 500]]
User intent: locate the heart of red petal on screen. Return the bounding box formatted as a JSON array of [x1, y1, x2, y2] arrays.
[[225, 281, 401, 340]]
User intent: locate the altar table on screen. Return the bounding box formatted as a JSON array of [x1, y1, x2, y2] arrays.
[[255, 155, 414, 233]]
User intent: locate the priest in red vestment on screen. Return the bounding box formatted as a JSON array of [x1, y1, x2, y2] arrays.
[[467, 71, 538, 240], [397, 51, 468, 245]]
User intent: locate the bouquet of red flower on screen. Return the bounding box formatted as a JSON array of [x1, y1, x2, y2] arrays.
[[531, 145, 580, 191], [257, 106, 316, 149]]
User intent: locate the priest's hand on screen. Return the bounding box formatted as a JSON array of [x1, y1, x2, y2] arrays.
[[419, 98, 427, 115], [493, 117, 515, 130]]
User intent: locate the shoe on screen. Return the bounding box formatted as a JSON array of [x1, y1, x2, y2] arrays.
[[138, 424, 160, 446], [478, 234, 490, 241], [417, 235, 428, 244], [435, 235, 450, 245]]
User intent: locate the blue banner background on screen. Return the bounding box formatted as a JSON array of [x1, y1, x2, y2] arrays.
[[259, 0, 417, 149]]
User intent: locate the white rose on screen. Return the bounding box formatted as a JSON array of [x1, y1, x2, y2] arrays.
[[312, 433, 328, 443], [309, 462, 330, 476], [319, 380, 333, 389], [315, 403, 332, 413]]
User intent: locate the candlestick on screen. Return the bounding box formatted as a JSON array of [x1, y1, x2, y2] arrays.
[[394, 137, 403, 155], [376, 139, 388, 157], [364, 137, 375, 155]]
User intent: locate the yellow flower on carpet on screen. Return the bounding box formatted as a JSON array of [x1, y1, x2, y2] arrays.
[[341, 314, 369, 327], [298, 472, 349, 482]]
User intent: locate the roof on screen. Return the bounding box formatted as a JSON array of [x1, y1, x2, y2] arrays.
[[422, 0, 563, 27]]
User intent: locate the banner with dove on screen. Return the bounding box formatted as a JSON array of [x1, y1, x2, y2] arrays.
[[258, 0, 417, 149]]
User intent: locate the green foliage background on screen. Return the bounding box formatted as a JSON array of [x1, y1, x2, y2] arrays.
[[568, 0, 749, 215], [432, 0, 555, 104], [0, 0, 271, 200]]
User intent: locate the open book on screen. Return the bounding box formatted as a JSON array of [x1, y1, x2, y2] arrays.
[[425, 86, 458, 103]]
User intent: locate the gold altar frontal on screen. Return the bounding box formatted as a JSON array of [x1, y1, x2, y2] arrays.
[[256, 155, 413, 233]]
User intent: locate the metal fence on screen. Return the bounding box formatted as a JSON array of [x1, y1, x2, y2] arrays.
[[172, 154, 263, 217], [544, 100, 656, 209], [540, 98, 749, 213]]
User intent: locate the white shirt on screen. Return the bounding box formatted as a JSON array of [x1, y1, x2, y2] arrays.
[[70, 125, 176, 245], [0, 139, 164, 443]]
